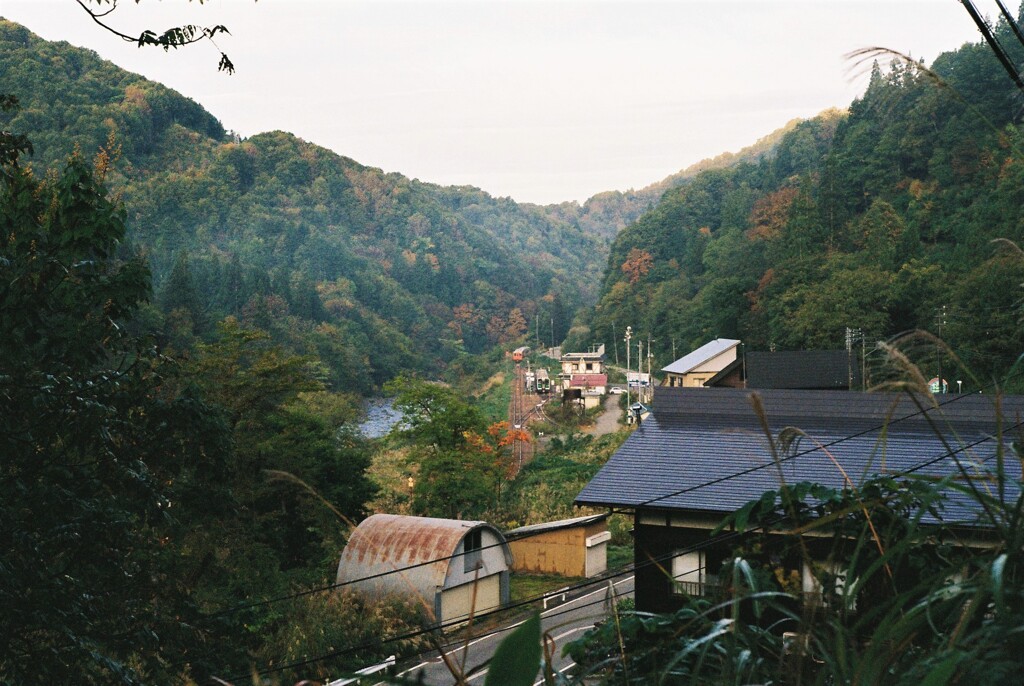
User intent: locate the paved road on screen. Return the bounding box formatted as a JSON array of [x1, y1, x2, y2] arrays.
[[398, 575, 634, 685], [585, 394, 622, 438]]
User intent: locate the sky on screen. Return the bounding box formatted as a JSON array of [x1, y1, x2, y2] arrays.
[[1, 0, 989, 205]]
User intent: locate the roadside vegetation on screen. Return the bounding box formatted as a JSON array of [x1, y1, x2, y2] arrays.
[[561, 385, 1024, 685]]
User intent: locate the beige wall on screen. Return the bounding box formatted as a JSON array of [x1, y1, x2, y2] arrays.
[[509, 520, 608, 578], [440, 574, 501, 624]]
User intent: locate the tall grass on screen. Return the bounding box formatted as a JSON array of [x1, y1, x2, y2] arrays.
[[564, 384, 1024, 685]]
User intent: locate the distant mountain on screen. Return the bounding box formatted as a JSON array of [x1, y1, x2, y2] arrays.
[[536, 116, 806, 244], [0, 19, 606, 384], [572, 35, 1024, 389]]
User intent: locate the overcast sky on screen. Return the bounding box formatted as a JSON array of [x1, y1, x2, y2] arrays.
[[2, 1, 988, 204]]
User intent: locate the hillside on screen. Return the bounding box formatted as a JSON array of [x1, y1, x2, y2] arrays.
[[0, 18, 606, 386], [537, 116, 804, 244], [574, 32, 1024, 389]]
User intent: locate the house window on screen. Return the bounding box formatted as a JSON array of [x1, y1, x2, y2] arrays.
[[463, 529, 483, 572], [671, 550, 705, 595]]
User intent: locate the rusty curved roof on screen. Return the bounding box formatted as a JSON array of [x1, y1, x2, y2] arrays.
[[336, 514, 509, 603]]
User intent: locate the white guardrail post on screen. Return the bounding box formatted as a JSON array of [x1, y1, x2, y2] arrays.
[[326, 654, 396, 686]]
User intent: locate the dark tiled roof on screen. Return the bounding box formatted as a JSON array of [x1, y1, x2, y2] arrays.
[[705, 358, 743, 386], [575, 387, 1024, 525], [746, 350, 860, 390]]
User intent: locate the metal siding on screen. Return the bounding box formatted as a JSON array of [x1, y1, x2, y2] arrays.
[[443, 529, 513, 589], [337, 514, 512, 622], [508, 528, 586, 577], [585, 541, 607, 578], [441, 574, 501, 624]]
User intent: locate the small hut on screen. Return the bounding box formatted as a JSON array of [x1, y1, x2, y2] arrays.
[[505, 514, 611, 578], [337, 514, 512, 625]]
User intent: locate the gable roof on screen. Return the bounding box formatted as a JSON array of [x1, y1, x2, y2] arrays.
[[575, 387, 1024, 526], [569, 373, 608, 386], [705, 357, 744, 386], [504, 513, 609, 540], [746, 350, 861, 390], [662, 338, 740, 375]]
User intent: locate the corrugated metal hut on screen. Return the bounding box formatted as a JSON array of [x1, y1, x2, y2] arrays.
[[336, 514, 512, 625], [505, 514, 610, 578]]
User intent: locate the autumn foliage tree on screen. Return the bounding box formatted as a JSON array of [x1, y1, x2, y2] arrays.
[[620, 247, 654, 284]]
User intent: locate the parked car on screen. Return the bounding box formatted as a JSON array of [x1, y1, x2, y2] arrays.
[[609, 386, 625, 394]]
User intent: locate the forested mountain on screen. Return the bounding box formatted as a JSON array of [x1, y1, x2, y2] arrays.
[[0, 19, 609, 386], [572, 28, 1024, 389], [538, 117, 799, 243]]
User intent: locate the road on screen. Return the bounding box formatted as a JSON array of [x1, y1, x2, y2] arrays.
[[585, 394, 622, 438], [398, 575, 634, 685]]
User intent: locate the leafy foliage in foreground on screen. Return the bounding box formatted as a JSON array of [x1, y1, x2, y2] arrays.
[[0, 141, 403, 684], [0, 151, 218, 683]]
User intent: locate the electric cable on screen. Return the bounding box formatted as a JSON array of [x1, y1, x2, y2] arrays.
[[229, 415, 1024, 681], [199, 378, 1022, 625], [617, 382, 1024, 513]]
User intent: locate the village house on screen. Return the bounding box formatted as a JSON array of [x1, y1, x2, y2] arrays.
[[575, 386, 1024, 613], [560, 344, 608, 409], [336, 514, 512, 625], [661, 338, 741, 388], [703, 349, 864, 390]]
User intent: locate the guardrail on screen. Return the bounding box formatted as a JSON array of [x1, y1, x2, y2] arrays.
[[542, 586, 570, 610], [326, 654, 396, 686]]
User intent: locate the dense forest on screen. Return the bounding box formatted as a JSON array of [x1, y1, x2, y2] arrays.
[[0, 18, 617, 389], [570, 30, 1024, 389], [5, 6, 1024, 683]]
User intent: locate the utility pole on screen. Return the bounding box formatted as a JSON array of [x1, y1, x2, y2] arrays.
[[845, 327, 862, 390], [613, 321, 620, 366], [624, 326, 633, 408], [637, 339, 644, 403], [845, 327, 853, 390], [647, 334, 656, 403], [937, 305, 947, 393], [861, 333, 867, 391]]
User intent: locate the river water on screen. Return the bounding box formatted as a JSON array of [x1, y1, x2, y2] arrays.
[[357, 397, 405, 438]]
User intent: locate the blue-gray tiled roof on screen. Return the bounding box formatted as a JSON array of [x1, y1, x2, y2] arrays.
[[575, 387, 1024, 526]]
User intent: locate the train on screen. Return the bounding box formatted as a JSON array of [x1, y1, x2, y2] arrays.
[[534, 368, 551, 394], [512, 346, 531, 362]]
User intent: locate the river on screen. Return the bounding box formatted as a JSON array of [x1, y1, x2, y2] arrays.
[[357, 397, 404, 439]]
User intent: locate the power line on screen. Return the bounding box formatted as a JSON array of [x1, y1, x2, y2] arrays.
[[622, 383, 1021, 513], [226, 526, 753, 682], [199, 378, 1022, 625], [227, 411, 1023, 681]]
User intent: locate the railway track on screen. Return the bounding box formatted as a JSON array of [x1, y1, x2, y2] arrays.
[[508, 362, 546, 477]]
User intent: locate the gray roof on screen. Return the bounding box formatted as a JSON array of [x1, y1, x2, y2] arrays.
[[662, 338, 740, 375], [504, 513, 608, 540], [746, 350, 861, 390], [575, 387, 1024, 526]]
